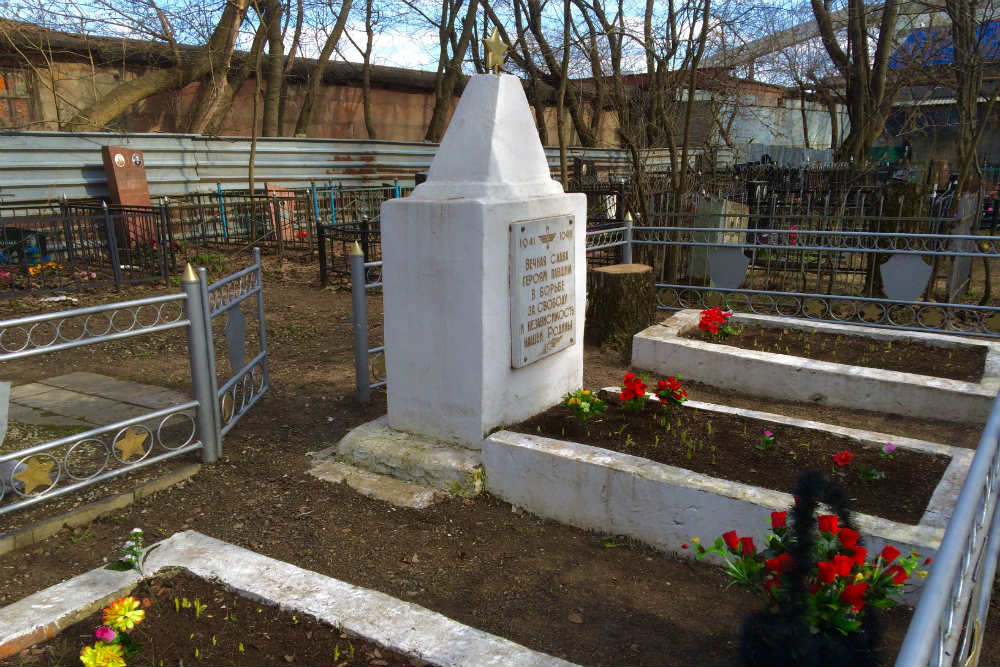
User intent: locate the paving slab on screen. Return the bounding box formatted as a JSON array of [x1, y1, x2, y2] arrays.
[[9, 383, 55, 401], [41, 372, 190, 410], [13, 388, 149, 426], [5, 403, 89, 427]]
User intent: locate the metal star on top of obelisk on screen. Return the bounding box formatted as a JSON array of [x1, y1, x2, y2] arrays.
[[483, 27, 508, 75]]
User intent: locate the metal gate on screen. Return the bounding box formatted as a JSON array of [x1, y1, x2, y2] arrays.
[[0, 249, 269, 516]]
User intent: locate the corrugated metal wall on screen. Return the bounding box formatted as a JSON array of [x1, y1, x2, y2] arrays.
[[0, 131, 632, 203]]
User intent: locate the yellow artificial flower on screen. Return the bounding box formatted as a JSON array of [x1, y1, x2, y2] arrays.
[[103, 596, 145, 632], [581, 390, 591, 396], [691, 537, 700, 544], [568, 397, 579, 405], [918, 570, 929, 579], [854, 572, 865, 583], [80, 641, 125, 667]]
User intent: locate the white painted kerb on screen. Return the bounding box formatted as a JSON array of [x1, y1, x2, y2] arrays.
[[0, 531, 577, 667], [632, 310, 1000, 424], [482, 399, 968, 602]]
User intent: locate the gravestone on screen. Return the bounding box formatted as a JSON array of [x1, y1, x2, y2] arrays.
[[381, 73, 586, 447], [101, 145, 151, 208]]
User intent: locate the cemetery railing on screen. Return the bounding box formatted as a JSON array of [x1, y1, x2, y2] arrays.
[[0, 250, 269, 516], [896, 389, 1000, 666], [625, 206, 1000, 338], [0, 202, 174, 296], [348, 243, 384, 403]]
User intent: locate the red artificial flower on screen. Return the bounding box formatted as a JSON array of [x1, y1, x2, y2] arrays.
[[850, 547, 868, 566], [840, 582, 869, 612], [681, 544, 688, 549], [770, 511, 787, 528], [924, 557, 933, 565], [763, 576, 780, 593], [885, 565, 908, 585], [839, 528, 860, 549], [624, 372, 637, 384], [723, 530, 740, 551], [620, 387, 635, 401], [880, 545, 901, 564], [766, 553, 795, 573], [833, 554, 853, 577], [832, 450, 855, 467], [740, 537, 755, 555], [817, 560, 838, 584], [817, 514, 840, 535]]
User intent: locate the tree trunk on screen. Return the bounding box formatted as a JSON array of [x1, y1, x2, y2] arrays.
[[261, 0, 285, 137], [424, 0, 480, 142], [585, 263, 656, 363], [277, 0, 303, 134], [67, 0, 250, 131], [292, 0, 354, 136], [202, 23, 268, 135]]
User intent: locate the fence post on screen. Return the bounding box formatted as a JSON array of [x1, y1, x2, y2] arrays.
[[350, 242, 370, 404], [623, 211, 634, 264], [253, 247, 270, 391], [328, 181, 337, 225], [182, 263, 221, 463], [360, 216, 370, 263], [394, 180, 401, 199], [217, 183, 229, 241], [161, 197, 177, 272], [317, 222, 329, 287], [311, 181, 321, 226], [59, 194, 76, 261], [102, 202, 123, 291]]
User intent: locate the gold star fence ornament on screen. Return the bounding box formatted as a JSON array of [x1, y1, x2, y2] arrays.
[[115, 428, 150, 462], [14, 456, 55, 495], [483, 27, 508, 74]]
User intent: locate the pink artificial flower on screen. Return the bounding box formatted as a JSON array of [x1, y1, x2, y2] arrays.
[[94, 626, 117, 642]]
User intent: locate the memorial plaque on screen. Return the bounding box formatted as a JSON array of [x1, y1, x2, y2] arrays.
[[510, 215, 576, 368]]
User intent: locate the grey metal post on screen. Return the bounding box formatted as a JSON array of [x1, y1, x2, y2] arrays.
[[102, 201, 123, 290], [197, 266, 224, 458], [623, 211, 634, 264], [182, 263, 220, 463], [350, 242, 370, 404], [253, 247, 271, 390]]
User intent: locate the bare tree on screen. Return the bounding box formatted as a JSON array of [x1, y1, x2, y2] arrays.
[[810, 0, 904, 163], [291, 0, 353, 135]]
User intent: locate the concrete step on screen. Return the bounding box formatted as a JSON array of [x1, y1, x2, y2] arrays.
[[314, 416, 484, 497], [308, 460, 447, 509]]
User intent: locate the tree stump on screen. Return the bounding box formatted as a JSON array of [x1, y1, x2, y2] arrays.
[[586, 263, 656, 363]]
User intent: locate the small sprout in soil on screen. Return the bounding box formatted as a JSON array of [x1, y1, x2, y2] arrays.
[[706, 421, 713, 435], [335, 645, 340, 661], [654, 435, 660, 448], [857, 464, 885, 482], [238, 643, 245, 653], [212, 636, 217, 646], [193, 598, 207, 619]]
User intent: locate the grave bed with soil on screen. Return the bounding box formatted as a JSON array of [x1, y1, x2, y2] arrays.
[[632, 310, 1000, 423], [681, 323, 987, 382], [2, 571, 418, 667], [513, 397, 949, 526]]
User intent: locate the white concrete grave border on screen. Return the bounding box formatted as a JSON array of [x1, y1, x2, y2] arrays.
[[632, 310, 1000, 424], [0, 530, 578, 667], [483, 394, 971, 602]]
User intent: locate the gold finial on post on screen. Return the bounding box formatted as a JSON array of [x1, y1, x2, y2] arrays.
[[483, 27, 508, 75], [350, 241, 363, 256], [182, 263, 198, 283]]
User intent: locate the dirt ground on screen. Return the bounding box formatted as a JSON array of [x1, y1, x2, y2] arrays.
[[0, 249, 995, 666]]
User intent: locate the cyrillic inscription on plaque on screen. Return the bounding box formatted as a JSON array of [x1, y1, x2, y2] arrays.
[[510, 215, 576, 368]]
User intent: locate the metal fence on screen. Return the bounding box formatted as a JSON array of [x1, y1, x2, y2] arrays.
[[0, 249, 269, 516], [348, 244, 384, 403], [317, 184, 411, 286], [0, 131, 633, 202], [0, 202, 174, 296], [896, 390, 1000, 666]]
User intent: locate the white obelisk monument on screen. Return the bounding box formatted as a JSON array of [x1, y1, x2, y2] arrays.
[[380, 69, 586, 447]]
